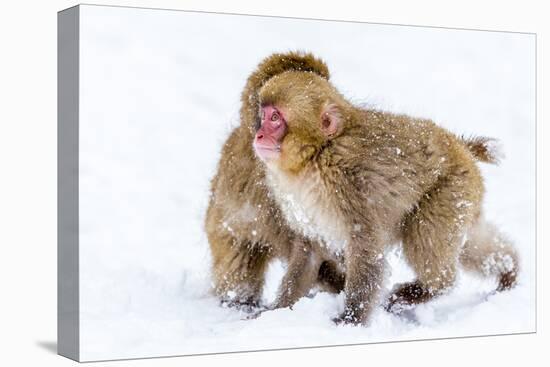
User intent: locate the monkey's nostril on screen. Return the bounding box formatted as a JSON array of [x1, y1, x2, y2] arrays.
[[257, 134, 264, 140]]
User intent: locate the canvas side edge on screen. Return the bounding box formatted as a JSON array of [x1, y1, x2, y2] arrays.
[[58, 5, 80, 362]]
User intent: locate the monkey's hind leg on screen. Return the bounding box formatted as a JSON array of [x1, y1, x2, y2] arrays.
[[459, 216, 519, 291], [210, 233, 271, 311], [387, 168, 482, 314]]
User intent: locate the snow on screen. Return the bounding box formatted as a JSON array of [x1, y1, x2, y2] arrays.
[[77, 5, 535, 362]]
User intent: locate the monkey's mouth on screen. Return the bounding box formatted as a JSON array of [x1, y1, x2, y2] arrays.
[[253, 143, 281, 161]]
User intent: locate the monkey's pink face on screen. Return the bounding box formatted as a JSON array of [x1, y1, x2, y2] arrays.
[[253, 105, 288, 161]]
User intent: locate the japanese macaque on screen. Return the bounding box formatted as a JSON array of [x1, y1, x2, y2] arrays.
[[205, 52, 345, 312], [253, 53, 519, 325]]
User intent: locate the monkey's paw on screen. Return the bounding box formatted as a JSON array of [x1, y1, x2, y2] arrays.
[[332, 311, 361, 326], [384, 294, 414, 315], [384, 281, 433, 315], [241, 306, 271, 320], [220, 299, 262, 314]]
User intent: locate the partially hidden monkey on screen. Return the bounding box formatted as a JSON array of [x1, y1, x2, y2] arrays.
[[252, 53, 519, 325], [205, 52, 345, 312]]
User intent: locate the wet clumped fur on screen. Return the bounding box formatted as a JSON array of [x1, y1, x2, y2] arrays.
[[205, 51, 344, 311], [251, 51, 519, 325]]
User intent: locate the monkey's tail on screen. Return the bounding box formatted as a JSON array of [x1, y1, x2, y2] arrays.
[[459, 216, 519, 291], [460, 135, 503, 164]]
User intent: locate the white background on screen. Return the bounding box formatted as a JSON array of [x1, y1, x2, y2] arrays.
[[0, 0, 547, 366], [76, 4, 535, 361]]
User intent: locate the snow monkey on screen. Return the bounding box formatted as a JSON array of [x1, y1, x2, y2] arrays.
[[252, 52, 519, 325], [205, 52, 345, 312]]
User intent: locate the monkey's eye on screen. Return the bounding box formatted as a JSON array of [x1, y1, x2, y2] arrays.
[[271, 111, 280, 122]]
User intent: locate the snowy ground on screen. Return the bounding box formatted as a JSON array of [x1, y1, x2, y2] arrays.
[[77, 5, 535, 361]]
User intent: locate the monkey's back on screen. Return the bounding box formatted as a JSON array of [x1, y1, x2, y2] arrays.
[[319, 108, 485, 239]]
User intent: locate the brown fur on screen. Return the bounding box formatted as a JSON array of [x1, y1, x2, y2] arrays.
[[255, 56, 519, 324], [460, 135, 502, 164], [205, 52, 343, 311]]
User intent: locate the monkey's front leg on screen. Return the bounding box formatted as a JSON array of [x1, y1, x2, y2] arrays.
[[335, 242, 385, 325], [271, 239, 322, 310]]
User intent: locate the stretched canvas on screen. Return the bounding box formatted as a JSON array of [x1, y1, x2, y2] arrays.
[[58, 4, 536, 362]]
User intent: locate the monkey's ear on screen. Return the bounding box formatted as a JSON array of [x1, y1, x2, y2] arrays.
[[320, 102, 342, 137]]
